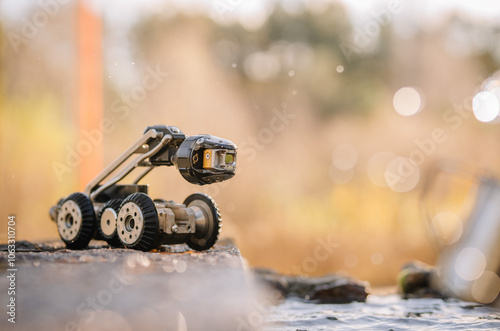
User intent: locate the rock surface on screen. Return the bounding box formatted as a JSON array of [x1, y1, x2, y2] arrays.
[[397, 260, 444, 299], [253, 268, 370, 304], [0, 239, 255, 331]]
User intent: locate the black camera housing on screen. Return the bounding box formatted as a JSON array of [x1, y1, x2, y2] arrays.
[[175, 135, 237, 185]]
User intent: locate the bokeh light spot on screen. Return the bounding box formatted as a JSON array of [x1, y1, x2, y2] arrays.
[[332, 143, 358, 171], [367, 152, 397, 187], [244, 52, 280, 81], [237, 1, 268, 31], [455, 247, 486, 281], [431, 212, 463, 245], [385, 157, 420, 192], [472, 91, 499, 122], [371, 252, 384, 265], [329, 165, 354, 184], [175, 260, 187, 273], [471, 271, 500, 304], [393, 87, 422, 116], [344, 253, 358, 268]]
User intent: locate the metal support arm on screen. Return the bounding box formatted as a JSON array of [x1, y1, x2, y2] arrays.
[[84, 129, 172, 200]]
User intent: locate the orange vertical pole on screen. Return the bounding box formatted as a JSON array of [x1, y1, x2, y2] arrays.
[[77, 0, 103, 190]]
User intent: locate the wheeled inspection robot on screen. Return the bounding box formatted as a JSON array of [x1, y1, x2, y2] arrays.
[[49, 125, 237, 251]]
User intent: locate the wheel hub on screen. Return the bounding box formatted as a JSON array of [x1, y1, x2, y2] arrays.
[[100, 208, 118, 237], [57, 200, 82, 241], [116, 202, 144, 245], [187, 201, 212, 238]]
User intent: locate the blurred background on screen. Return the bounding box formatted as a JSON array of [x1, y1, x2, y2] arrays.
[[2, 0, 500, 286]]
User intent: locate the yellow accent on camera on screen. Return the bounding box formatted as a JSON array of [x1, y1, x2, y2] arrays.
[[203, 149, 213, 169]]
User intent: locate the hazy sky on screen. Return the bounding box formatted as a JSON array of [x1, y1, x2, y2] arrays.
[[2, 0, 500, 26], [340, 0, 500, 21]]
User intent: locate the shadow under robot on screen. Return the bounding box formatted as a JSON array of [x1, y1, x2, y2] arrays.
[[50, 125, 237, 251]]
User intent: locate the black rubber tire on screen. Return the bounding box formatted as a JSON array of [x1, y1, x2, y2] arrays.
[[118, 193, 161, 251], [184, 193, 221, 251], [98, 199, 123, 247], [57, 192, 96, 249]]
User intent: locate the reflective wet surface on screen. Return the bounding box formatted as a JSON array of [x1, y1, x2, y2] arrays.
[[263, 294, 500, 331]]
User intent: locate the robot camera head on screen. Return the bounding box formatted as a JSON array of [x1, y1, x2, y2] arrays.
[[175, 135, 237, 185]]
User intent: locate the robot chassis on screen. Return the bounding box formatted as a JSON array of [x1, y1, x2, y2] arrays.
[[49, 125, 237, 251]]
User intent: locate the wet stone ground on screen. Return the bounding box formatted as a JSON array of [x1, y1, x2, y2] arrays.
[[0, 239, 254, 331], [263, 294, 500, 330], [1, 240, 499, 331]]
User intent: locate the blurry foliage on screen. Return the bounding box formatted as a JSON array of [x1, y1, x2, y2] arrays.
[[213, 4, 391, 118], [445, 14, 500, 76], [128, 4, 500, 122], [130, 3, 392, 120], [1, 95, 75, 239]]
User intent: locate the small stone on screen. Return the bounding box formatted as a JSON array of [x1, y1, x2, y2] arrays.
[[253, 269, 369, 304], [308, 279, 368, 304], [397, 261, 443, 299]]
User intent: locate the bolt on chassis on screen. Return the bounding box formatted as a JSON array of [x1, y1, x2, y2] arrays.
[[49, 125, 237, 251]]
